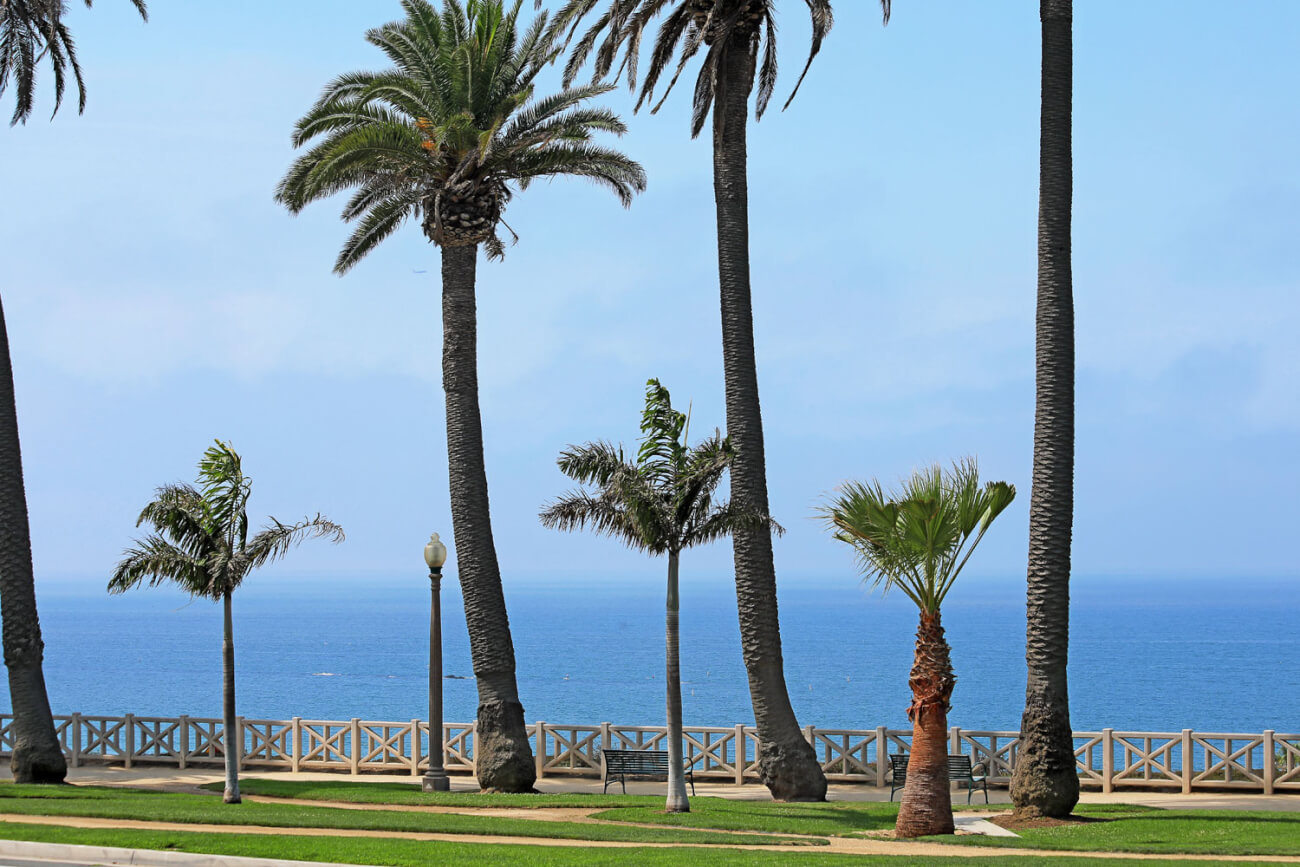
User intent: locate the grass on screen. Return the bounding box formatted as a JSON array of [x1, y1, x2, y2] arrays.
[[214, 778, 663, 809], [0, 784, 803, 847], [929, 808, 1300, 857], [0, 822, 1272, 867]]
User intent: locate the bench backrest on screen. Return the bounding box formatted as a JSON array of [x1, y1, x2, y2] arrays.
[[890, 753, 976, 781], [602, 749, 670, 774]]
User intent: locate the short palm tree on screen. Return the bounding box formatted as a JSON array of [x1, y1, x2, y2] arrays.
[[819, 460, 1014, 838], [1010, 0, 1081, 820], [541, 0, 889, 801], [1, 0, 147, 787], [540, 379, 780, 813], [109, 441, 343, 804], [275, 0, 645, 793], [1, 0, 147, 125]]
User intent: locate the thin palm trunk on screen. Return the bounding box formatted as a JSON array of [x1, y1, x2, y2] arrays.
[[712, 40, 824, 802], [664, 550, 689, 812], [440, 242, 535, 793], [221, 590, 240, 804], [895, 610, 955, 838], [0, 293, 66, 785], [1011, 0, 1080, 820]]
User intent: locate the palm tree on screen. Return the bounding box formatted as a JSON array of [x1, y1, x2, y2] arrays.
[[541, 0, 888, 802], [540, 378, 780, 813], [819, 460, 1014, 838], [275, 0, 645, 793], [1, 0, 147, 786], [1, 0, 147, 125], [109, 441, 343, 804], [1010, 0, 1080, 820]]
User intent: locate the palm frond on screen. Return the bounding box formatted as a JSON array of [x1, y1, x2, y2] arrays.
[[242, 515, 346, 572]]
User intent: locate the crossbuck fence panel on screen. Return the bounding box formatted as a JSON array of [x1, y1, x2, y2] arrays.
[[1, 714, 1295, 794]]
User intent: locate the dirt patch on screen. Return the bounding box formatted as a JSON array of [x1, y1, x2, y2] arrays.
[[991, 813, 1109, 831]]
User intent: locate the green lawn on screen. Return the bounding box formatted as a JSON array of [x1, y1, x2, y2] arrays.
[[929, 808, 1300, 857], [217, 778, 664, 809], [0, 784, 803, 847], [0, 822, 1271, 867]]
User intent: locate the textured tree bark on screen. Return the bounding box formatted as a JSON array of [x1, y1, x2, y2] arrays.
[[222, 590, 240, 804], [712, 39, 825, 802], [1011, 0, 1081, 820], [440, 243, 536, 793], [895, 611, 955, 838], [664, 551, 689, 813], [0, 294, 66, 785]]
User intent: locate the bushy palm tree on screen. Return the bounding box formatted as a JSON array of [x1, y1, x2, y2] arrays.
[[819, 460, 1014, 838], [1, 0, 147, 125], [109, 441, 343, 804], [540, 0, 889, 801], [1, 0, 147, 787], [541, 379, 780, 813], [1011, 0, 1080, 820], [276, 0, 645, 793]]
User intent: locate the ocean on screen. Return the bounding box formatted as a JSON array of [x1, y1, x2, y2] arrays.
[[4, 575, 1295, 734]]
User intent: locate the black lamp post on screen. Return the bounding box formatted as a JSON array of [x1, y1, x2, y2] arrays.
[[422, 532, 451, 792]]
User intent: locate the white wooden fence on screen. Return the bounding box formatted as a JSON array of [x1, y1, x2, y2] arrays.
[[2, 714, 1296, 794]]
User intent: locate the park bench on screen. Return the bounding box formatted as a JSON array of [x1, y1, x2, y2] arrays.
[[889, 753, 989, 803], [600, 748, 697, 795]]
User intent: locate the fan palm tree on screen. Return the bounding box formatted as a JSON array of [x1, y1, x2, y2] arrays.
[[1010, 0, 1080, 820], [275, 0, 645, 793], [1, 0, 147, 786], [109, 441, 344, 804], [541, 378, 781, 813], [1, 0, 147, 125], [540, 0, 889, 801], [819, 460, 1014, 838]]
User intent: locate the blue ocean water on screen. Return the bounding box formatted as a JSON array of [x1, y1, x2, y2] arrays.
[[4, 575, 1295, 734]]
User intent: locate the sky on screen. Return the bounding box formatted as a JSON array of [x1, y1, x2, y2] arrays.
[[1, 0, 1296, 595]]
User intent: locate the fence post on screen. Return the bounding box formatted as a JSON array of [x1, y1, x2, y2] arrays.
[[176, 715, 187, 770], [123, 714, 134, 769], [950, 727, 961, 755], [349, 718, 361, 775], [876, 726, 888, 788], [290, 717, 302, 773], [1264, 730, 1276, 795], [410, 719, 421, 777], [70, 713, 82, 769], [1181, 729, 1193, 794], [804, 724, 815, 746], [734, 724, 745, 785], [235, 716, 245, 771], [472, 721, 479, 777], [534, 722, 546, 780], [1102, 728, 1114, 793]]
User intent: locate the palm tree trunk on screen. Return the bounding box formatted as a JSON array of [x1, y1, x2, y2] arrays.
[[221, 590, 240, 804], [440, 242, 535, 793], [712, 39, 825, 802], [664, 551, 689, 813], [895, 610, 955, 838], [1010, 0, 1080, 820], [0, 293, 66, 785]]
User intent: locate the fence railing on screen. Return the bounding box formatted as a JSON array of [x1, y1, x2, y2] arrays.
[[3, 714, 1296, 794]]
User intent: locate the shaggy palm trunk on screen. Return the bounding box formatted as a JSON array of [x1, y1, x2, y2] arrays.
[[221, 590, 240, 804], [712, 39, 825, 802], [1011, 0, 1081, 820], [0, 294, 66, 784], [664, 551, 689, 813], [895, 610, 955, 838], [440, 243, 535, 793]]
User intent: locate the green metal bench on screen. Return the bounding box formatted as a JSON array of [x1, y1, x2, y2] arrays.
[[889, 753, 989, 803], [600, 748, 696, 795]]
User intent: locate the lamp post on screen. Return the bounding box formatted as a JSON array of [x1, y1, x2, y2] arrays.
[[422, 532, 451, 792]]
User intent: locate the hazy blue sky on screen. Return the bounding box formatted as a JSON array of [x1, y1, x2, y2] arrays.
[[2, 1, 1296, 594]]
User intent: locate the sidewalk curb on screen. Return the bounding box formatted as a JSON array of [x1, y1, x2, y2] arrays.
[[0, 839, 376, 867]]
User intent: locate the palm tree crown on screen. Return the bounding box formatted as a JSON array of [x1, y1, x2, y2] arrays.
[[544, 0, 888, 136], [276, 0, 646, 266], [109, 441, 344, 599], [541, 379, 780, 554], [1, 0, 147, 125]]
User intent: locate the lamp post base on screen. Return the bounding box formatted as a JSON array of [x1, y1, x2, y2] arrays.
[[421, 771, 451, 792]]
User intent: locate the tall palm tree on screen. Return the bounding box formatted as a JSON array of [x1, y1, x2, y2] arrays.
[[541, 0, 888, 802], [540, 378, 781, 813], [1010, 0, 1080, 820], [275, 0, 645, 793], [109, 441, 344, 804], [1, 0, 146, 786], [1, 0, 147, 126], [820, 460, 1014, 838]]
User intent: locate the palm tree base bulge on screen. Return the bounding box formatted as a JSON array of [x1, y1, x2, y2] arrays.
[[895, 611, 956, 839], [756, 734, 826, 802], [1010, 690, 1081, 818], [474, 696, 537, 793], [6, 664, 67, 784]]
